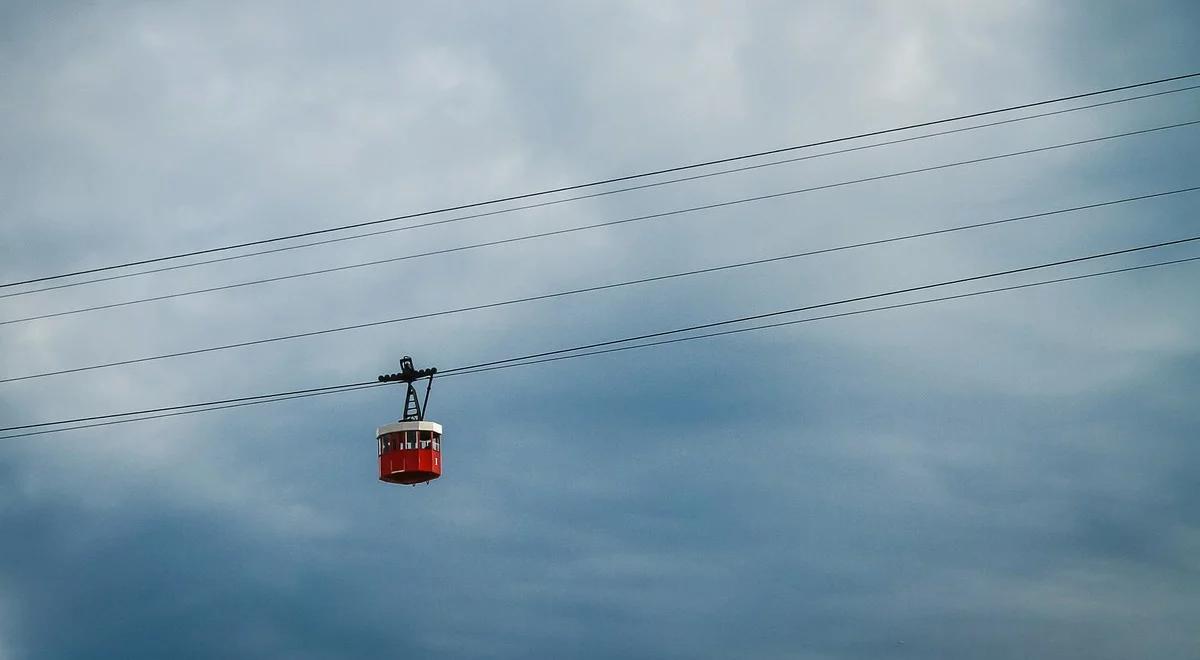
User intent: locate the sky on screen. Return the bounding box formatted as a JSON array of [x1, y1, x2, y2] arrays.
[[1, 1, 1199, 658]]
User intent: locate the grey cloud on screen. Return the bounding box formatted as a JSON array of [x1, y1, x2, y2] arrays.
[[2, 1, 1200, 658]]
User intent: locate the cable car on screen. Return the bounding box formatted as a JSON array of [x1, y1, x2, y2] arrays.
[[376, 356, 442, 485]]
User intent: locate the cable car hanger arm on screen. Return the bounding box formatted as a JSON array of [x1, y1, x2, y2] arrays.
[[378, 356, 437, 421]]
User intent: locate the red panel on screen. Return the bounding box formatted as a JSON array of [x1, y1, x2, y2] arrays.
[[378, 432, 441, 484]]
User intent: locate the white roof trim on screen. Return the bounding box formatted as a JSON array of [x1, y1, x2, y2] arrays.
[[377, 420, 443, 436]]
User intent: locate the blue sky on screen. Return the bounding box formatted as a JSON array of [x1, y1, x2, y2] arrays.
[[1, 2, 1199, 658]]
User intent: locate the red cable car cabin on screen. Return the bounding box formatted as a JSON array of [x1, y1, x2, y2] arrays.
[[377, 420, 442, 485], [376, 356, 442, 486]]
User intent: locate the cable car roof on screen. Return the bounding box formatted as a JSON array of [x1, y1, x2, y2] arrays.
[[377, 420, 443, 436]]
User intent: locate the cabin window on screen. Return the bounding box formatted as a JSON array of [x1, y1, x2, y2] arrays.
[[405, 431, 417, 449], [377, 437, 383, 457], [419, 430, 434, 449], [433, 432, 441, 451]]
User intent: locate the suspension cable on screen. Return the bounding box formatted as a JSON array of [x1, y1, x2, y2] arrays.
[[4, 71, 1197, 290], [4, 235, 1197, 437]]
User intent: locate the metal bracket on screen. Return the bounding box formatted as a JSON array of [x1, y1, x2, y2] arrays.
[[378, 356, 438, 421]]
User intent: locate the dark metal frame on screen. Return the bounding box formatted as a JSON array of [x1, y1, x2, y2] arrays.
[[378, 356, 437, 421]]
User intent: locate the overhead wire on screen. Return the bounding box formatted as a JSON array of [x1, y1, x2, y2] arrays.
[[5, 118, 1197, 327], [5, 82, 1198, 301], [432, 234, 1200, 376], [4, 71, 1198, 290], [4, 185, 1197, 383], [0, 380, 382, 433], [441, 254, 1200, 379], [4, 233, 1197, 437], [0, 383, 391, 440], [4, 253, 1197, 440]]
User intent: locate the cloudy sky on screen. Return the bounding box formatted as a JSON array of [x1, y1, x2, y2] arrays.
[[2, 1, 1199, 658]]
